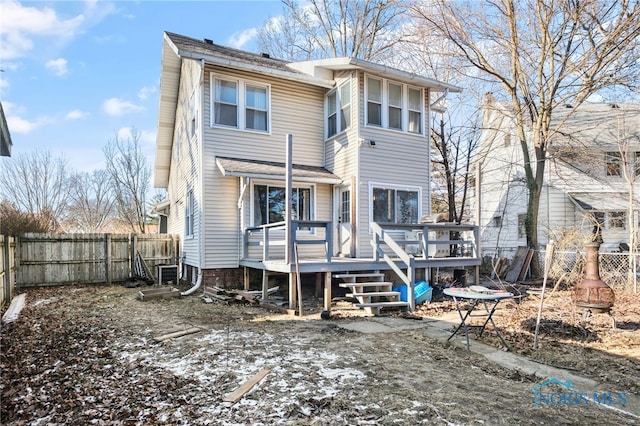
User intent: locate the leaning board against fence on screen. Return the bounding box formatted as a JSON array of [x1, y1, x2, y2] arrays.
[[548, 250, 638, 293], [16, 233, 179, 288]]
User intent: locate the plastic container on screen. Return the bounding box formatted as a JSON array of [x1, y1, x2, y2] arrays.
[[393, 281, 432, 304]]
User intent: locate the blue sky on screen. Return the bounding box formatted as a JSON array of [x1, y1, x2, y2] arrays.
[[0, 0, 284, 173]]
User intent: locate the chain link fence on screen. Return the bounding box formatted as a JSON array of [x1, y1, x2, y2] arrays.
[[545, 250, 639, 293]]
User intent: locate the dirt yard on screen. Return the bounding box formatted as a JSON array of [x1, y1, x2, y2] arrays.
[[1, 282, 639, 425]]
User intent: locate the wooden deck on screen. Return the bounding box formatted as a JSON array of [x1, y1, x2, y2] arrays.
[[240, 221, 482, 312]]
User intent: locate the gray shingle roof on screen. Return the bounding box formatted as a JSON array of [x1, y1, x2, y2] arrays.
[[165, 31, 300, 75]]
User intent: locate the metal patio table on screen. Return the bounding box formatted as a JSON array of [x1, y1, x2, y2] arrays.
[[443, 287, 514, 351]]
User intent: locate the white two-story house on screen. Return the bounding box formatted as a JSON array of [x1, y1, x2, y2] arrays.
[[472, 100, 640, 258], [153, 32, 479, 310]]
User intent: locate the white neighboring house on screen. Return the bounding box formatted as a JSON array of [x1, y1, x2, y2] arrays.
[[471, 100, 640, 258]]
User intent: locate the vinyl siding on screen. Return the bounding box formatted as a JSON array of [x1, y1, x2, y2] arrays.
[[165, 59, 202, 268], [201, 65, 328, 268]]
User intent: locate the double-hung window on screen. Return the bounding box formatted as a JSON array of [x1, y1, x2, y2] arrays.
[[366, 77, 383, 127], [605, 151, 622, 176], [253, 183, 313, 226], [388, 82, 403, 130], [188, 88, 199, 139], [371, 184, 420, 224], [185, 189, 194, 237], [366, 76, 424, 134], [326, 81, 351, 137], [212, 75, 269, 132], [408, 87, 422, 134]]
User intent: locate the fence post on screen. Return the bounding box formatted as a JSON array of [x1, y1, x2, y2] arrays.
[[130, 234, 138, 278], [104, 234, 112, 285]]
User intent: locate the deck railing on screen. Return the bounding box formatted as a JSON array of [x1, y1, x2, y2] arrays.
[[371, 222, 479, 310], [244, 220, 332, 263]]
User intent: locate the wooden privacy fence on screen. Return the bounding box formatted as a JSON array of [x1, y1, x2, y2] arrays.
[[1, 235, 17, 308], [15, 233, 180, 289]]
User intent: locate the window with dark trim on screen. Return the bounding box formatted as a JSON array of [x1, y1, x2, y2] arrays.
[[253, 184, 312, 225], [372, 187, 418, 224]]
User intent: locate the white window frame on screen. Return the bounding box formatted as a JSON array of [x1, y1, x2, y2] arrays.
[[210, 73, 271, 134], [185, 189, 195, 238], [365, 75, 424, 135], [250, 179, 317, 230], [326, 80, 352, 138], [518, 214, 527, 238], [188, 87, 199, 140], [368, 182, 422, 228]]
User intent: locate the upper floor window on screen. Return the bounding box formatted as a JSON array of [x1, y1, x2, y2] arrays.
[[370, 184, 420, 224], [366, 77, 383, 127], [605, 151, 621, 176], [610, 211, 626, 229], [212, 75, 269, 132], [189, 88, 199, 139], [366, 76, 423, 134], [635, 151, 640, 178], [326, 81, 351, 138], [518, 214, 527, 238]]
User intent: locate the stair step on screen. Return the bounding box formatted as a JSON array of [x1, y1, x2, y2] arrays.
[[339, 282, 393, 289], [355, 301, 410, 308], [333, 273, 384, 279], [347, 291, 401, 298]]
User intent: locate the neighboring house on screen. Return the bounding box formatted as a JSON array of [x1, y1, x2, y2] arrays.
[[471, 100, 640, 258], [153, 31, 479, 309], [1, 102, 12, 157]]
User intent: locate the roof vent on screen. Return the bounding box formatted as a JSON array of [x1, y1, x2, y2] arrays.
[[204, 38, 213, 45], [565, 104, 573, 108], [610, 103, 620, 108], [261, 53, 270, 58]]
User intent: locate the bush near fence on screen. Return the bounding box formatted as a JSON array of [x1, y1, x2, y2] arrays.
[[12, 233, 179, 289]]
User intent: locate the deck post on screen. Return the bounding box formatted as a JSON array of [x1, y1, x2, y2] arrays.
[[262, 271, 268, 299], [243, 267, 249, 290], [289, 271, 297, 309], [324, 271, 332, 311], [285, 134, 293, 265]]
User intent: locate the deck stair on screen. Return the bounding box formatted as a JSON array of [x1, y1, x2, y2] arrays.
[[335, 272, 410, 315]]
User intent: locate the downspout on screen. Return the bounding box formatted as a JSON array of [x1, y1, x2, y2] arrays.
[[183, 58, 206, 296]]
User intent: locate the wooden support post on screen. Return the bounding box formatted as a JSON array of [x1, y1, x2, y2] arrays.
[[315, 272, 322, 298], [324, 271, 332, 311], [130, 234, 137, 279], [289, 271, 296, 310], [243, 267, 249, 290], [262, 270, 268, 300]]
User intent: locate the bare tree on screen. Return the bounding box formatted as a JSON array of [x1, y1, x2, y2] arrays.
[[431, 108, 481, 224], [65, 169, 115, 233], [413, 0, 640, 273], [0, 148, 71, 226], [257, 0, 409, 61], [104, 129, 152, 233]]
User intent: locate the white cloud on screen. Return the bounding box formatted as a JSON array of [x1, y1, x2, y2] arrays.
[[46, 57, 68, 76], [0, 0, 85, 60], [0, 0, 116, 60], [137, 84, 157, 100], [0, 76, 8, 90], [229, 28, 258, 49], [102, 97, 144, 116], [3, 102, 47, 134], [65, 109, 89, 120]]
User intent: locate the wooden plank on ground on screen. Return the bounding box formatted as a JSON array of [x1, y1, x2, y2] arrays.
[[518, 249, 535, 281], [153, 327, 203, 342], [223, 369, 270, 404], [2, 293, 25, 324], [505, 247, 530, 282]]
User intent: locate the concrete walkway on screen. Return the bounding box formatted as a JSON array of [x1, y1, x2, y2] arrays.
[[335, 313, 640, 419]]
